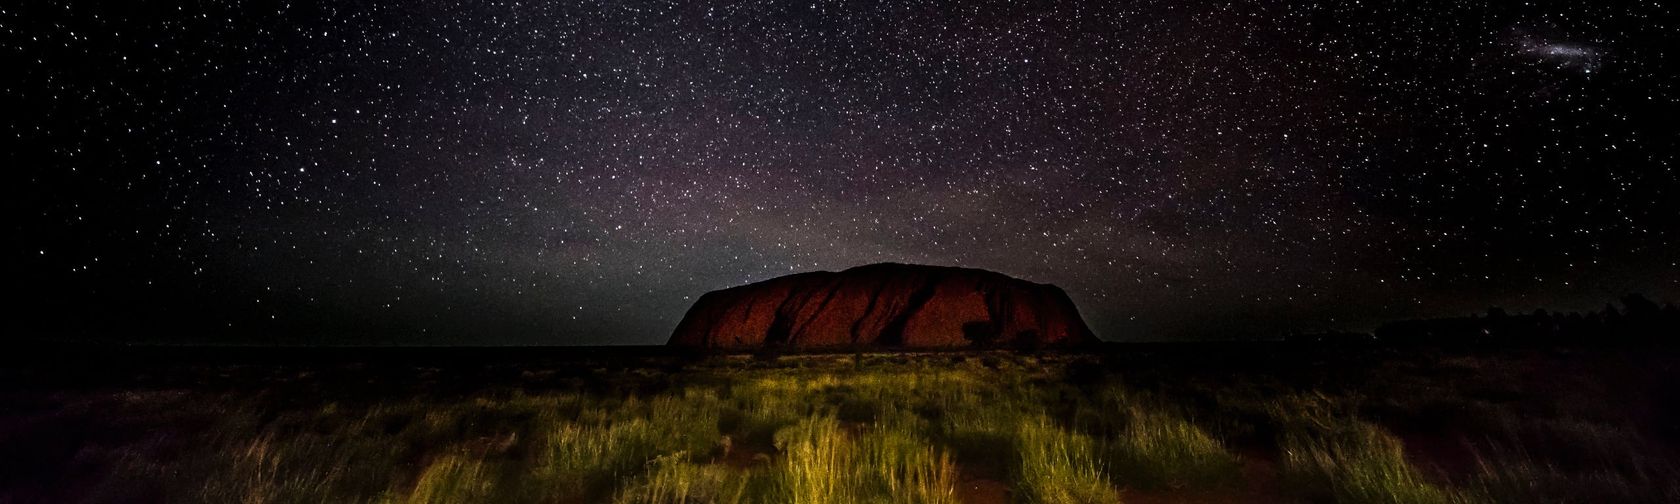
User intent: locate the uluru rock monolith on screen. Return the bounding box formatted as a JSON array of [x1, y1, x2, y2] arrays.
[[668, 263, 1098, 351]]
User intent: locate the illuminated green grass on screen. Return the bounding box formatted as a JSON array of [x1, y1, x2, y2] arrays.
[[11, 352, 1674, 504]]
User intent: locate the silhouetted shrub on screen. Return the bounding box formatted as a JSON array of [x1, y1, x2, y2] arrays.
[[962, 321, 1000, 348]]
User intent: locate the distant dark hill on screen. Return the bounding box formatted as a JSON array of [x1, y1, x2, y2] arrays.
[[667, 263, 1098, 351]]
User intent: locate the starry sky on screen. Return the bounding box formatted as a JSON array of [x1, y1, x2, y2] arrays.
[[6, 1, 1677, 345]]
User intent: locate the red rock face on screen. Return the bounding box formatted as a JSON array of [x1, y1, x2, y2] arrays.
[[668, 263, 1099, 351]]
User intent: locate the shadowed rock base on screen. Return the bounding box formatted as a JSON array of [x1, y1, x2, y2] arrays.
[[667, 263, 1099, 351]]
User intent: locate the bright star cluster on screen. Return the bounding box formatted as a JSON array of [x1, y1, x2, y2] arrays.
[[6, 1, 1676, 343]]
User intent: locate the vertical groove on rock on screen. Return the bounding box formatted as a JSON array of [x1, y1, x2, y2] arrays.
[[791, 279, 844, 339], [980, 282, 1007, 340], [849, 277, 892, 345], [877, 272, 943, 347], [765, 286, 811, 346]]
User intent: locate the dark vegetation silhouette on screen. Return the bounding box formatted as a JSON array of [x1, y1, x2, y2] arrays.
[[1288, 294, 1680, 345], [961, 321, 1000, 348]]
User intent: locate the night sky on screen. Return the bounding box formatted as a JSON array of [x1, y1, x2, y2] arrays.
[[7, 1, 1677, 345]]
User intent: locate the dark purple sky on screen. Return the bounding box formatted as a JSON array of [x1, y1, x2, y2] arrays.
[[8, 1, 1677, 344]]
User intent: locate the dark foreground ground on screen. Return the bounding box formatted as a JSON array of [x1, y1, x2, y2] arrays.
[[2, 342, 1678, 503]]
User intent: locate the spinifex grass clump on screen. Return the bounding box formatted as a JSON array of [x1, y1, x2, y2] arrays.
[[534, 389, 726, 499], [1468, 452, 1680, 504], [1014, 417, 1119, 504], [1105, 405, 1241, 491], [613, 452, 749, 504], [536, 419, 652, 491], [1077, 385, 1242, 491], [403, 453, 500, 503], [770, 414, 959, 504], [1466, 415, 1680, 504], [856, 415, 959, 504], [935, 369, 1041, 466], [193, 399, 498, 504], [727, 374, 836, 446], [772, 415, 855, 503], [940, 402, 1021, 467], [1279, 421, 1466, 504]]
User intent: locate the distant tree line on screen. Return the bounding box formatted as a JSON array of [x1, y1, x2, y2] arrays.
[[1288, 294, 1680, 345]]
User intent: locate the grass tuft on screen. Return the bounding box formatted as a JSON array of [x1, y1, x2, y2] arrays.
[[1106, 405, 1241, 490], [1279, 421, 1466, 504], [856, 425, 959, 503], [402, 453, 497, 504], [614, 452, 748, 504], [1015, 417, 1119, 504], [772, 415, 855, 504]]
